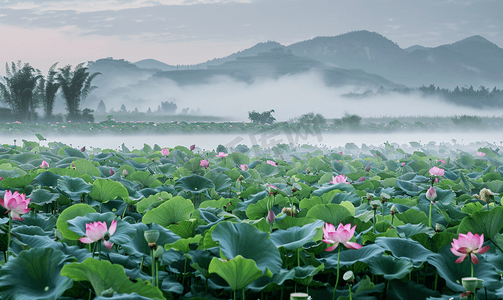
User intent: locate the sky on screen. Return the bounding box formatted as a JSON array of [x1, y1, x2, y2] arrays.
[[0, 0, 502, 75]]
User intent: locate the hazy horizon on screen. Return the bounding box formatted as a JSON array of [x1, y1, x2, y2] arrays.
[[1, 0, 502, 76]]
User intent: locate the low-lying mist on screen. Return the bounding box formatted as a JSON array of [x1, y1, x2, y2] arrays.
[[93, 70, 503, 121]]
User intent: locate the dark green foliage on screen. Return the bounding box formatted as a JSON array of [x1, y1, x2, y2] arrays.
[[248, 109, 276, 124], [298, 112, 326, 126], [341, 112, 362, 126], [451, 115, 483, 126]]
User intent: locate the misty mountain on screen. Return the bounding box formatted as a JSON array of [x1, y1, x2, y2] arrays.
[[133, 59, 177, 71], [285, 31, 503, 88], [152, 47, 402, 89]]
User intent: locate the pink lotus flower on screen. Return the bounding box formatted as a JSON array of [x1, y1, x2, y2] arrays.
[[451, 232, 489, 264], [161, 148, 170, 156], [401, 162, 406, 167], [429, 166, 445, 177], [476, 152, 486, 157], [190, 144, 196, 151], [266, 160, 277, 166], [266, 209, 275, 224], [122, 169, 128, 177], [365, 164, 371, 172], [200, 159, 209, 169], [0, 177, 2, 181], [439, 159, 445, 164], [330, 174, 349, 185], [426, 186, 437, 201], [216, 152, 228, 158], [40, 160, 49, 169], [79, 220, 117, 250], [323, 223, 362, 251], [0, 190, 31, 220], [240, 164, 248, 171]]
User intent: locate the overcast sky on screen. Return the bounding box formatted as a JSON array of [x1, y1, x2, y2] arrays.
[[0, 0, 502, 75]]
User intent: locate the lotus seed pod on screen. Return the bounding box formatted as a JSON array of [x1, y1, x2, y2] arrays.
[[343, 270, 355, 281], [461, 277, 483, 292], [144, 230, 160, 244]]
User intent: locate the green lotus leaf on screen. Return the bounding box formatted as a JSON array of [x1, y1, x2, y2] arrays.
[[121, 222, 180, 266], [246, 268, 296, 293], [395, 223, 435, 239], [369, 255, 413, 280], [62, 147, 86, 158], [212, 222, 282, 274], [305, 204, 352, 227], [10, 225, 55, 254], [375, 237, 434, 268], [457, 154, 475, 169], [10, 152, 40, 164], [175, 174, 215, 194], [89, 178, 129, 204], [322, 243, 384, 269], [295, 173, 322, 184], [292, 264, 325, 286], [208, 255, 269, 292], [1, 173, 37, 188], [457, 206, 503, 240], [100, 199, 128, 216], [56, 203, 96, 240], [57, 176, 92, 200], [396, 180, 423, 196], [254, 163, 279, 177], [183, 157, 203, 173], [388, 279, 440, 300], [29, 189, 58, 207], [165, 235, 202, 254], [486, 180, 503, 193], [312, 183, 356, 196], [142, 196, 195, 227], [12, 212, 56, 232], [187, 249, 216, 279], [67, 212, 136, 245], [34, 171, 61, 187], [72, 159, 101, 177], [0, 247, 76, 300], [205, 172, 232, 193], [427, 246, 500, 292], [160, 275, 184, 295], [396, 208, 428, 226], [270, 220, 324, 250], [128, 171, 162, 188], [61, 257, 165, 300], [94, 293, 153, 300], [225, 153, 250, 168]]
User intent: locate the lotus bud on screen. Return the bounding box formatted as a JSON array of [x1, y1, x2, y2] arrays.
[[71, 163, 76, 170], [122, 169, 128, 177], [426, 186, 437, 201], [358, 176, 366, 182], [0, 177, 2, 181], [266, 209, 275, 224], [81, 146, 86, 152], [109, 169, 114, 176], [365, 164, 371, 172], [190, 144, 195, 151], [144, 230, 160, 246], [306, 167, 309, 173], [366, 193, 374, 201], [154, 245, 165, 258], [435, 177, 439, 183], [462, 277, 483, 293], [390, 205, 398, 215], [237, 175, 244, 181]]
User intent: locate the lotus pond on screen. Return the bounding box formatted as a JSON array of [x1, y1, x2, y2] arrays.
[[0, 139, 502, 300]]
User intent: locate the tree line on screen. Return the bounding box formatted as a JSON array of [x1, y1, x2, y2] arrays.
[[0, 61, 100, 122]]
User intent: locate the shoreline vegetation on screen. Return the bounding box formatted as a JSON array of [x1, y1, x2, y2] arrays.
[[1, 115, 503, 136]]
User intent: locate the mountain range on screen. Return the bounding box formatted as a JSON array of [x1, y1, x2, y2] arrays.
[[83, 30, 503, 111]]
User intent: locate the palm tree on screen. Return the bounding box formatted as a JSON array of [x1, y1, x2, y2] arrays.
[[0, 61, 42, 121], [56, 63, 100, 120], [36, 62, 60, 119]]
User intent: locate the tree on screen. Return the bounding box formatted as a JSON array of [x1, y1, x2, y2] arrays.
[[248, 109, 276, 124], [341, 112, 362, 126], [56, 63, 100, 120], [160, 101, 177, 114], [120, 104, 127, 113], [0, 61, 42, 121], [36, 62, 60, 119], [96, 100, 106, 114], [298, 112, 326, 126]]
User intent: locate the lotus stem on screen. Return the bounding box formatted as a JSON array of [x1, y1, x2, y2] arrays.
[[332, 246, 341, 300], [349, 284, 353, 300], [99, 242, 102, 261], [434, 270, 438, 291], [233, 290, 237, 300], [140, 256, 144, 271], [428, 202, 432, 228], [151, 248, 156, 286], [373, 209, 377, 233], [242, 288, 245, 300], [471, 261, 474, 277], [297, 248, 301, 267], [156, 259, 159, 287], [5, 215, 12, 263]]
